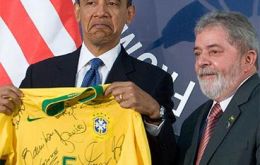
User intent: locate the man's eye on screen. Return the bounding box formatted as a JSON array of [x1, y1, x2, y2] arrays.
[[194, 51, 201, 57], [209, 50, 219, 56], [85, 1, 95, 5], [108, 1, 119, 6]]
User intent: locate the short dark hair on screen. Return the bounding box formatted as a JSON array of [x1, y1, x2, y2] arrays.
[[127, 0, 132, 6], [75, 0, 133, 6]]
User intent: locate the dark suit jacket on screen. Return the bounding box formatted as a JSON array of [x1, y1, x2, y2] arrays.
[[20, 46, 177, 165], [178, 73, 260, 165]]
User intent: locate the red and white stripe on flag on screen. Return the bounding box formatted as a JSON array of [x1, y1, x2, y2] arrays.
[[0, 0, 81, 87]]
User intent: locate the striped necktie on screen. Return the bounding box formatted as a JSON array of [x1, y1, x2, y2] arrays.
[[195, 102, 223, 165], [81, 58, 103, 87]]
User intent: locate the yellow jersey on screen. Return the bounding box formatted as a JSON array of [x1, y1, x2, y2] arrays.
[[0, 85, 151, 165]]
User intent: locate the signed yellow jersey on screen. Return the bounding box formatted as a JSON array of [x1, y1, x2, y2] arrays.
[[0, 85, 151, 165]]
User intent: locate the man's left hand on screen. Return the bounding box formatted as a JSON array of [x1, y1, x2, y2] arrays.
[[104, 81, 160, 120]]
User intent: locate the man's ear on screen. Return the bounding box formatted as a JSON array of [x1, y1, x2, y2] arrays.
[[74, 2, 80, 22], [243, 50, 257, 73], [126, 5, 136, 25]]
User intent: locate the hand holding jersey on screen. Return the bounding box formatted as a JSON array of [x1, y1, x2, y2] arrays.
[[105, 82, 161, 122], [0, 86, 22, 115]]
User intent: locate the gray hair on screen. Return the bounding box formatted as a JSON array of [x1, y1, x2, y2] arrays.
[[195, 11, 259, 69]]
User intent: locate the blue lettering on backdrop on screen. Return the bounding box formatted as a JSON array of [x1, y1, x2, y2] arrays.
[[121, 0, 260, 135]]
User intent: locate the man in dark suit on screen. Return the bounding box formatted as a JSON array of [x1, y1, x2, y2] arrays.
[[0, 0, 177, 164], [178, 11, 260, 165]]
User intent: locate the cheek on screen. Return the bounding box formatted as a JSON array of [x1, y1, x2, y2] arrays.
[[81, 10, 91, 20], [81, 15, 91, 26], [194, 61, 200, 72], [113, 13, 128, 26], [214, 61, 231, 72], [112, 19, 124, 32]]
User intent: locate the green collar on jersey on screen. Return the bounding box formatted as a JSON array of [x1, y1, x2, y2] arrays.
[[41, 85, 104, 116]]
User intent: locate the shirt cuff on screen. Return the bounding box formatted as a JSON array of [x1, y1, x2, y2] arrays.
[[144, 120, 165, 136]]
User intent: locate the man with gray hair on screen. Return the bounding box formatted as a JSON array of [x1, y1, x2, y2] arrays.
[[178, 11, 260, 165]]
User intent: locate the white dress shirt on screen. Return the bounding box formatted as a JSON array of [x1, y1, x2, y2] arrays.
[[75, 42, 121, 87]]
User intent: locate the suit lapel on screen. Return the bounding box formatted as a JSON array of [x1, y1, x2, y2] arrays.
[[53, 48, 81, 87], [200, 74, 260, 164], [105, 46, 135, 83]]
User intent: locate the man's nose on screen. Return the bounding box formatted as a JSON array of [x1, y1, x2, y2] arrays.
[[94, 3, 109, 17], [196, 52, 211, 68]]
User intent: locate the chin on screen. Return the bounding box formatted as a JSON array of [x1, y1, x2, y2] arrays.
[[198, 79, 223, 100]]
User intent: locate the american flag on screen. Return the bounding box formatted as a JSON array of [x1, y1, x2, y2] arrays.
[[0, 0, 82, 87]]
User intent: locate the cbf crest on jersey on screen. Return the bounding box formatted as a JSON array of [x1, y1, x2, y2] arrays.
[[93, 112, 110, 135]]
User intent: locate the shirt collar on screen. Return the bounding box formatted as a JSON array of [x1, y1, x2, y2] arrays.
[[213, 96, 233, 112], [77, 42, 121, 72]]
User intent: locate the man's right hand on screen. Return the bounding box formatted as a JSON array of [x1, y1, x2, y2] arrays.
[[0, 86, 23, 115]]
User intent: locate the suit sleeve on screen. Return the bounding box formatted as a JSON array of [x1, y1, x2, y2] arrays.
[[147, 72, 177, 165], [177, 108, 201, 165], [257, 121, 260, 164]]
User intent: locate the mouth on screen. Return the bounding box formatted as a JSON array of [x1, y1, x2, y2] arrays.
[[198, 69, 217, 80], [90, 22, 112, 30], [199, 73, 216, 80], [92, 24, 109, 28]]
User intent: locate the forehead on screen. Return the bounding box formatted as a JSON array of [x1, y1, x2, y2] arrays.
[[81, 0, 127, 2], [80, 0, 130, 6], [195, 26, 230, 46]]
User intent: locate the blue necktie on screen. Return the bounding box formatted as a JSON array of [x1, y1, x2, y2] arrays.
[[81, 58, 103, 87]]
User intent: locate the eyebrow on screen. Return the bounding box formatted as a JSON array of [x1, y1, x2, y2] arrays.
[[194, 44, 222, 51], [108, 0, 121, 2]]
